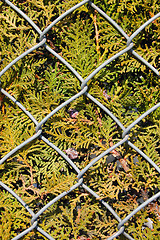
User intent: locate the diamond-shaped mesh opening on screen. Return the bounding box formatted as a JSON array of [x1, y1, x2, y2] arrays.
[[52, 7, 126, 79], [36, 190, 121, 240], [0, 185, 33, 239]]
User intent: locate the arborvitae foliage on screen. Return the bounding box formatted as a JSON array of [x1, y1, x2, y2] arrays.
[[0, 0, 160, 239]]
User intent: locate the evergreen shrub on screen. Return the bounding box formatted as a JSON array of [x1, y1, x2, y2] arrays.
[[0, 0, 160, 239]]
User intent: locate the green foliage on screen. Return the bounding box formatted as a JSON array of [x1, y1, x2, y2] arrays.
[[0, 0, 160, 239]]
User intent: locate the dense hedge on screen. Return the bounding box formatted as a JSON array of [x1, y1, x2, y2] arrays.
[[0, 0, 160, 239]]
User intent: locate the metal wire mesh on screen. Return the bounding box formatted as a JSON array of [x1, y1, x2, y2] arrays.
[[0, 0, 160, 239]]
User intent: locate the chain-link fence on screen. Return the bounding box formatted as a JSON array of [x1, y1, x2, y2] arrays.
[[0, 0, 160, 239]]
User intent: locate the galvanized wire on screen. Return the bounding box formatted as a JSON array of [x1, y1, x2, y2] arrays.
[[0, 0, 160, 239]]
